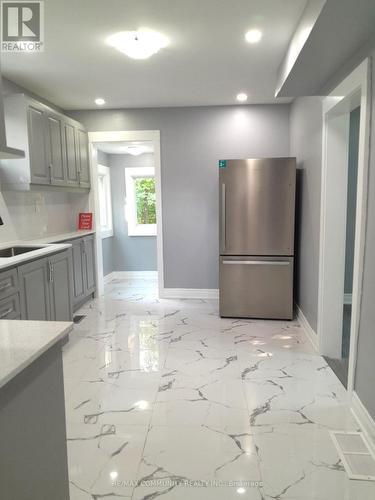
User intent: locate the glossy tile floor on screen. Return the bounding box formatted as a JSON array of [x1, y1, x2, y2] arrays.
[[63, 277, 375, 499]]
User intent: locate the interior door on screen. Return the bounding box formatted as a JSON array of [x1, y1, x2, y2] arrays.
[[219, 158, 296, 256]]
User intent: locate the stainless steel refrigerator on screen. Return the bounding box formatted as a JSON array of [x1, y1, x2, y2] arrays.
[[219, 157, 296, 320]]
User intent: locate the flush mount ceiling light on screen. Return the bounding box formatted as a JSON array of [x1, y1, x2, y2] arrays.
[[236, 93, 248, 102], [122, 145, 149, 156], [95, 98, 106, 106], [245, 29, 263, 44], [107, 29, 169, 60]]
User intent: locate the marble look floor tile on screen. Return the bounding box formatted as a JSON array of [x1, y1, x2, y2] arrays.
[[62, 279, 375, 500]]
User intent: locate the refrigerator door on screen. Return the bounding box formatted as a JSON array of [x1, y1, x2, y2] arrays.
[[220, 158, 296, 256], [219, 256, 294, 319]]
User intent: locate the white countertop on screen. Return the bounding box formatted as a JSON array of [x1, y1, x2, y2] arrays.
[[0, 241, 73, 271], [0, 320, 73, 389], [30, 229, 96, 244]]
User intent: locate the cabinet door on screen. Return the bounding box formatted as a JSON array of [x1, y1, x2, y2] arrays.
[[27, 104, 50, 185], [46, 112, 66, 186], [71, 239, 86, 306], [49, 251, 73, 321], [76, 128, 90, 188], [64, 121, 79, 186], [18, 258, 51, 320], [83, 236, 96, 295]]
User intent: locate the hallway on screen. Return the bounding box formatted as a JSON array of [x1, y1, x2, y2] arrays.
[[63, 277, 375, 499]]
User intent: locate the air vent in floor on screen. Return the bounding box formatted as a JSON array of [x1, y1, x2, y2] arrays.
[[330, 431, 375, 481]]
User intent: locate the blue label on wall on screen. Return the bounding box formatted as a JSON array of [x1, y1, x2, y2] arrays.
[[219, 160, 227, 168]]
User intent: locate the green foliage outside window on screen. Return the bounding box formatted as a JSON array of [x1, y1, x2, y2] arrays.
[[135, 177, 156, 225]]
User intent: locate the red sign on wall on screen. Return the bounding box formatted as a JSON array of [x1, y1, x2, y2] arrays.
[[78, 213, 93, 230]]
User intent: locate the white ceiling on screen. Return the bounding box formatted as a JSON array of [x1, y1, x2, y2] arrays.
[[96, 141, 154, 155], [2, 0, 308, 109]]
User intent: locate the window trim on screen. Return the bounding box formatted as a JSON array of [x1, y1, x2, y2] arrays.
[[97, 164, 113, 239], [125, 166, 157, 237]]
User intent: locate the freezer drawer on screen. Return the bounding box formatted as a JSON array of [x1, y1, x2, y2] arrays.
[[219, 256, 294, 320]]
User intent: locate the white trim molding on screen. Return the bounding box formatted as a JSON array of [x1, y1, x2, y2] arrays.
[[295, 304, 319, 352], [104, 271, 157, 283], [161, 288, 219, 300], [88, 130, 164, 298], [351, 391, 375, 456]]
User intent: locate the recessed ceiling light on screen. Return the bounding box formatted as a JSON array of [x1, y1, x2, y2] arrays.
[[236, 93, 248, 102], [245, 29, 263, 44], [107, 29, 169, 60], [237, 487, 246, 494], [95, 98, 105, 106]]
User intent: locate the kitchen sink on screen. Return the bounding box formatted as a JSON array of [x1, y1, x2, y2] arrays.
[[0, 246, 44, 257]]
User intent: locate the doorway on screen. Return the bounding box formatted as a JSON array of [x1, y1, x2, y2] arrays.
[[318, 60, 370, 394], [87, 131, 164, 298]]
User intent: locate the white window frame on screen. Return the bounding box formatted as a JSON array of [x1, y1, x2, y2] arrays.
[[97, 164, 113, 239], [125, 167, 157, 236]]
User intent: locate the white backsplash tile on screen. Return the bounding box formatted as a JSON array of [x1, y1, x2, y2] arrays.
[[0, 190, 90, 243]]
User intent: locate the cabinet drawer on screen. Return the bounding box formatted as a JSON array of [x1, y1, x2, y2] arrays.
[[0, 293, 21, 320], [0, 268, 19, 301]]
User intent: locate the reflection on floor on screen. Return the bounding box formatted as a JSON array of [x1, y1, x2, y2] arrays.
[[62, 277, 375, 499]]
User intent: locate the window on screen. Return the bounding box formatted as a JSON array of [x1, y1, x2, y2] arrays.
[[98, 165, 113, 238], [125, 167, 157, 236]]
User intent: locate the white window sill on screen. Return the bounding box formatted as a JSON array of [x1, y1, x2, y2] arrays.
[[101, 229, 114, 239]]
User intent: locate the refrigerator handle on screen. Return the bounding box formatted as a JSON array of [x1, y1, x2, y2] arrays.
[[221, 183, 226, 252], [222, 260, 290, 266]]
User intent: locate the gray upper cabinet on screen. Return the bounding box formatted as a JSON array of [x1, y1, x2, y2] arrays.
[[18, 257, 51, 321], [27, 104, 50, 185], [76, 127, 90, 188], [46, 111, 66, 186], [0, 94, 90, 191], [49, 251, 73, 321], [64, 122, 79, 186]]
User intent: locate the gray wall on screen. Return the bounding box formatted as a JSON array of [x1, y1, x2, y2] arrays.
[[69, 105, 290, 288], [107, 153, 157, 273], [344, 107, 360, 294], [290, 97, 324, 332], [355, 53, 375, 419]]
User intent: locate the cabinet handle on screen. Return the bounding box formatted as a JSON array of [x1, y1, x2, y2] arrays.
[[0, 281, 11, 292], [78, 170, 81, 185], [49, 164, 53, 182], [0, 307, 13, 319], [49, 262, 54, 283], [221, 183, 226, 252]]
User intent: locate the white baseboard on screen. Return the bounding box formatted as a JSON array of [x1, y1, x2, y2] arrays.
[[105, 271, 158, 283], [344, 293, 352, 305], [295, 304, 319, 352], [161, 288, 219, 300], [351, 391, 375, 455]]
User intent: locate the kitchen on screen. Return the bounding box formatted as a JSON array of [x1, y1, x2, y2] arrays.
[[1, 1, 375, 499]]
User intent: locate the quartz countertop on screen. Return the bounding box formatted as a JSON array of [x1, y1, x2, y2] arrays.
[[29, 229, 96, 244], [0, 320, 73, 390], [0, 241, 72, 271]]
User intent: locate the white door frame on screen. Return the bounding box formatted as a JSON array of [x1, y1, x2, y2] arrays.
[[317, 58, 371, 397], [87, 130, 164, 298]]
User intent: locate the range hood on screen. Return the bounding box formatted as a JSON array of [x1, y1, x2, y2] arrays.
[[0, 63, 24, 159]]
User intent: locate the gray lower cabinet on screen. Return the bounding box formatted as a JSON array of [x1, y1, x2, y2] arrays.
[[18, 257, 51, 321], [18, 250, 73, 321], [49, 251, 73, 321], [69, 235, 96, 310]]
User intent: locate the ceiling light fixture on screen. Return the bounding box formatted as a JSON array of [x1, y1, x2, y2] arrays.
[[107, 29, 169, 60], [245, 29, 263, 44], [95, 98, 106, 106], [236, 93, 248, 102]]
